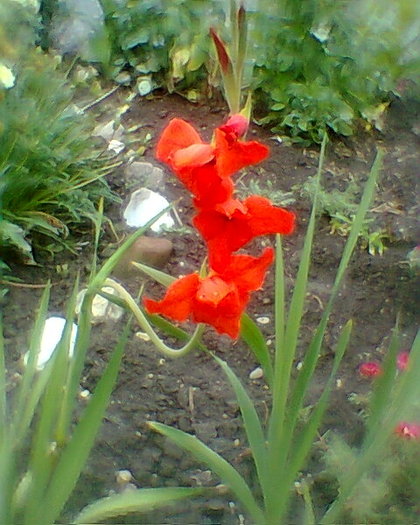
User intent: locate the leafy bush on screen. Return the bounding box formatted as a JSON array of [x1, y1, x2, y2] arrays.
[[98, 0, 224, 90], [250, 0, 420, 143], [0, 2, 117, 264]]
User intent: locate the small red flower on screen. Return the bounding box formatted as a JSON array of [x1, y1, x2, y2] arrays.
[[193, 195, 295, 271], [397, 351, 410, 371], [359, 361, 382, 378], [144, 248, 274, 338], [394, 422, 420, 440]]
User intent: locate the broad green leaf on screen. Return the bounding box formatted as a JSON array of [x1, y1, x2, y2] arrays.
[[149, 422, 265, 524], [0, 220, 35, 265], [74, 487, 208, 524]]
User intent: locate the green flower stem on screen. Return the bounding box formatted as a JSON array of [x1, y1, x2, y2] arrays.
[[104, 279, 204, 358]]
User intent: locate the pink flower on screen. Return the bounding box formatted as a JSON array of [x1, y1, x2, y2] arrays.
[[397, 351, 410, 371], [394, 422, 420, 440], [359, 361, 382, 378]]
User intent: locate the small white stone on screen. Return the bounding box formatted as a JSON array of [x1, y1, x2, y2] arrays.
[[233, 439, 240, 447], [108, 139, 125, 154], [256, 316, 270, 325], [76, 287, 124, 324], [296, 361, 303, 371], [336, 378, 343, 388], [147, 373, 154, 379], [79, 389, 91, 400], [249, 366, 264, 380], [116, 470, 133, 484], [135, 331, 151, 342]]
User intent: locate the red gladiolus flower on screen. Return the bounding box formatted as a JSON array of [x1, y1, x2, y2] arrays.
[[144, 248, 274, 338], [193, 195, 295, 271], [359, 361, 382, 378], [394, 422, 420, 440], [397, 351, 410, 371], [155, 117, 269, 207]]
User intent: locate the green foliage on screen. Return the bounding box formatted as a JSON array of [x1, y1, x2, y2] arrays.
[[250, 0, 420, 143], [299, 175, 389, 255], [97, 0, 224, 89], [0, 6, 118, 263]]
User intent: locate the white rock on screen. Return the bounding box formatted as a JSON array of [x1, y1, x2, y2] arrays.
[[76, 287, 124, 324], [123, 188, 174, 232], [256, 316, 270, 325], [108, 139, 125, 154], [135, 331, 151, 342], [249, 366, 264, 380], [24, 316, 78, 370], [116, 469, 133, 484]]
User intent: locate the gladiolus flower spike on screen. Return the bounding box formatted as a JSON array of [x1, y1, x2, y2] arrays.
[[146, 115, 295, 338]]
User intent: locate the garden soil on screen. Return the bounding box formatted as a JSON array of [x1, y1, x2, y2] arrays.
[[2, 92, 419, 524]]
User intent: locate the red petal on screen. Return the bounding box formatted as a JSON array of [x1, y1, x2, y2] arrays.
[[193, 288, 243, 339], [172, 143, 214, 170], [221, 248, 274, 293], [156, 118, 204, 164], [143, 273, 199, 321], [245, 195, 296, 236], [196, 275, 236, 307], [215, 128, 269, 178]]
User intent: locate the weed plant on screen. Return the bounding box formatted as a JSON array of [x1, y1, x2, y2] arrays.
[[251, 0, 420, 143]]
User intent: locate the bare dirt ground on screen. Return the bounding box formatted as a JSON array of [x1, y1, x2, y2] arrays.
[[2, 92, 419, 523]]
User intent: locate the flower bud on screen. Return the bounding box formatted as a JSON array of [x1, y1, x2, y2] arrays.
[[219, 114, 249, 138]]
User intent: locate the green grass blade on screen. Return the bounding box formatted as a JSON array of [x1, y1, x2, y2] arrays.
[[32, 321, 131, 525], [265, 134, 327, 522], [240, 314, 273, 388], [23, 282, 81, 524], [74, 487, 209, 524], [14, 285, 50, 422], [13, 285, 51, 442], [0, 314, 5, 441], [287, 149, 383, 448], [132, 261, 176, 287], [274, 235, 285, 359], [286, 321, 352, 486], [214, 355, 269, 505], [149, 422, 265, 524]]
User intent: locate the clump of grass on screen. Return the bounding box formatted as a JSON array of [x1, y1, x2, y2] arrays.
[[0, 4, 119, 264]]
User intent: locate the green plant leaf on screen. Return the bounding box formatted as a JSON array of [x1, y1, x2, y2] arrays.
[[30, 321, 131, 525], [149, 422, 265, 524], [0, 220, 35, 265], [132, 261, 176, 287], [240, 314, 273, 388], [74, 487, 208, 524], [213, 355, 269, 502]]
